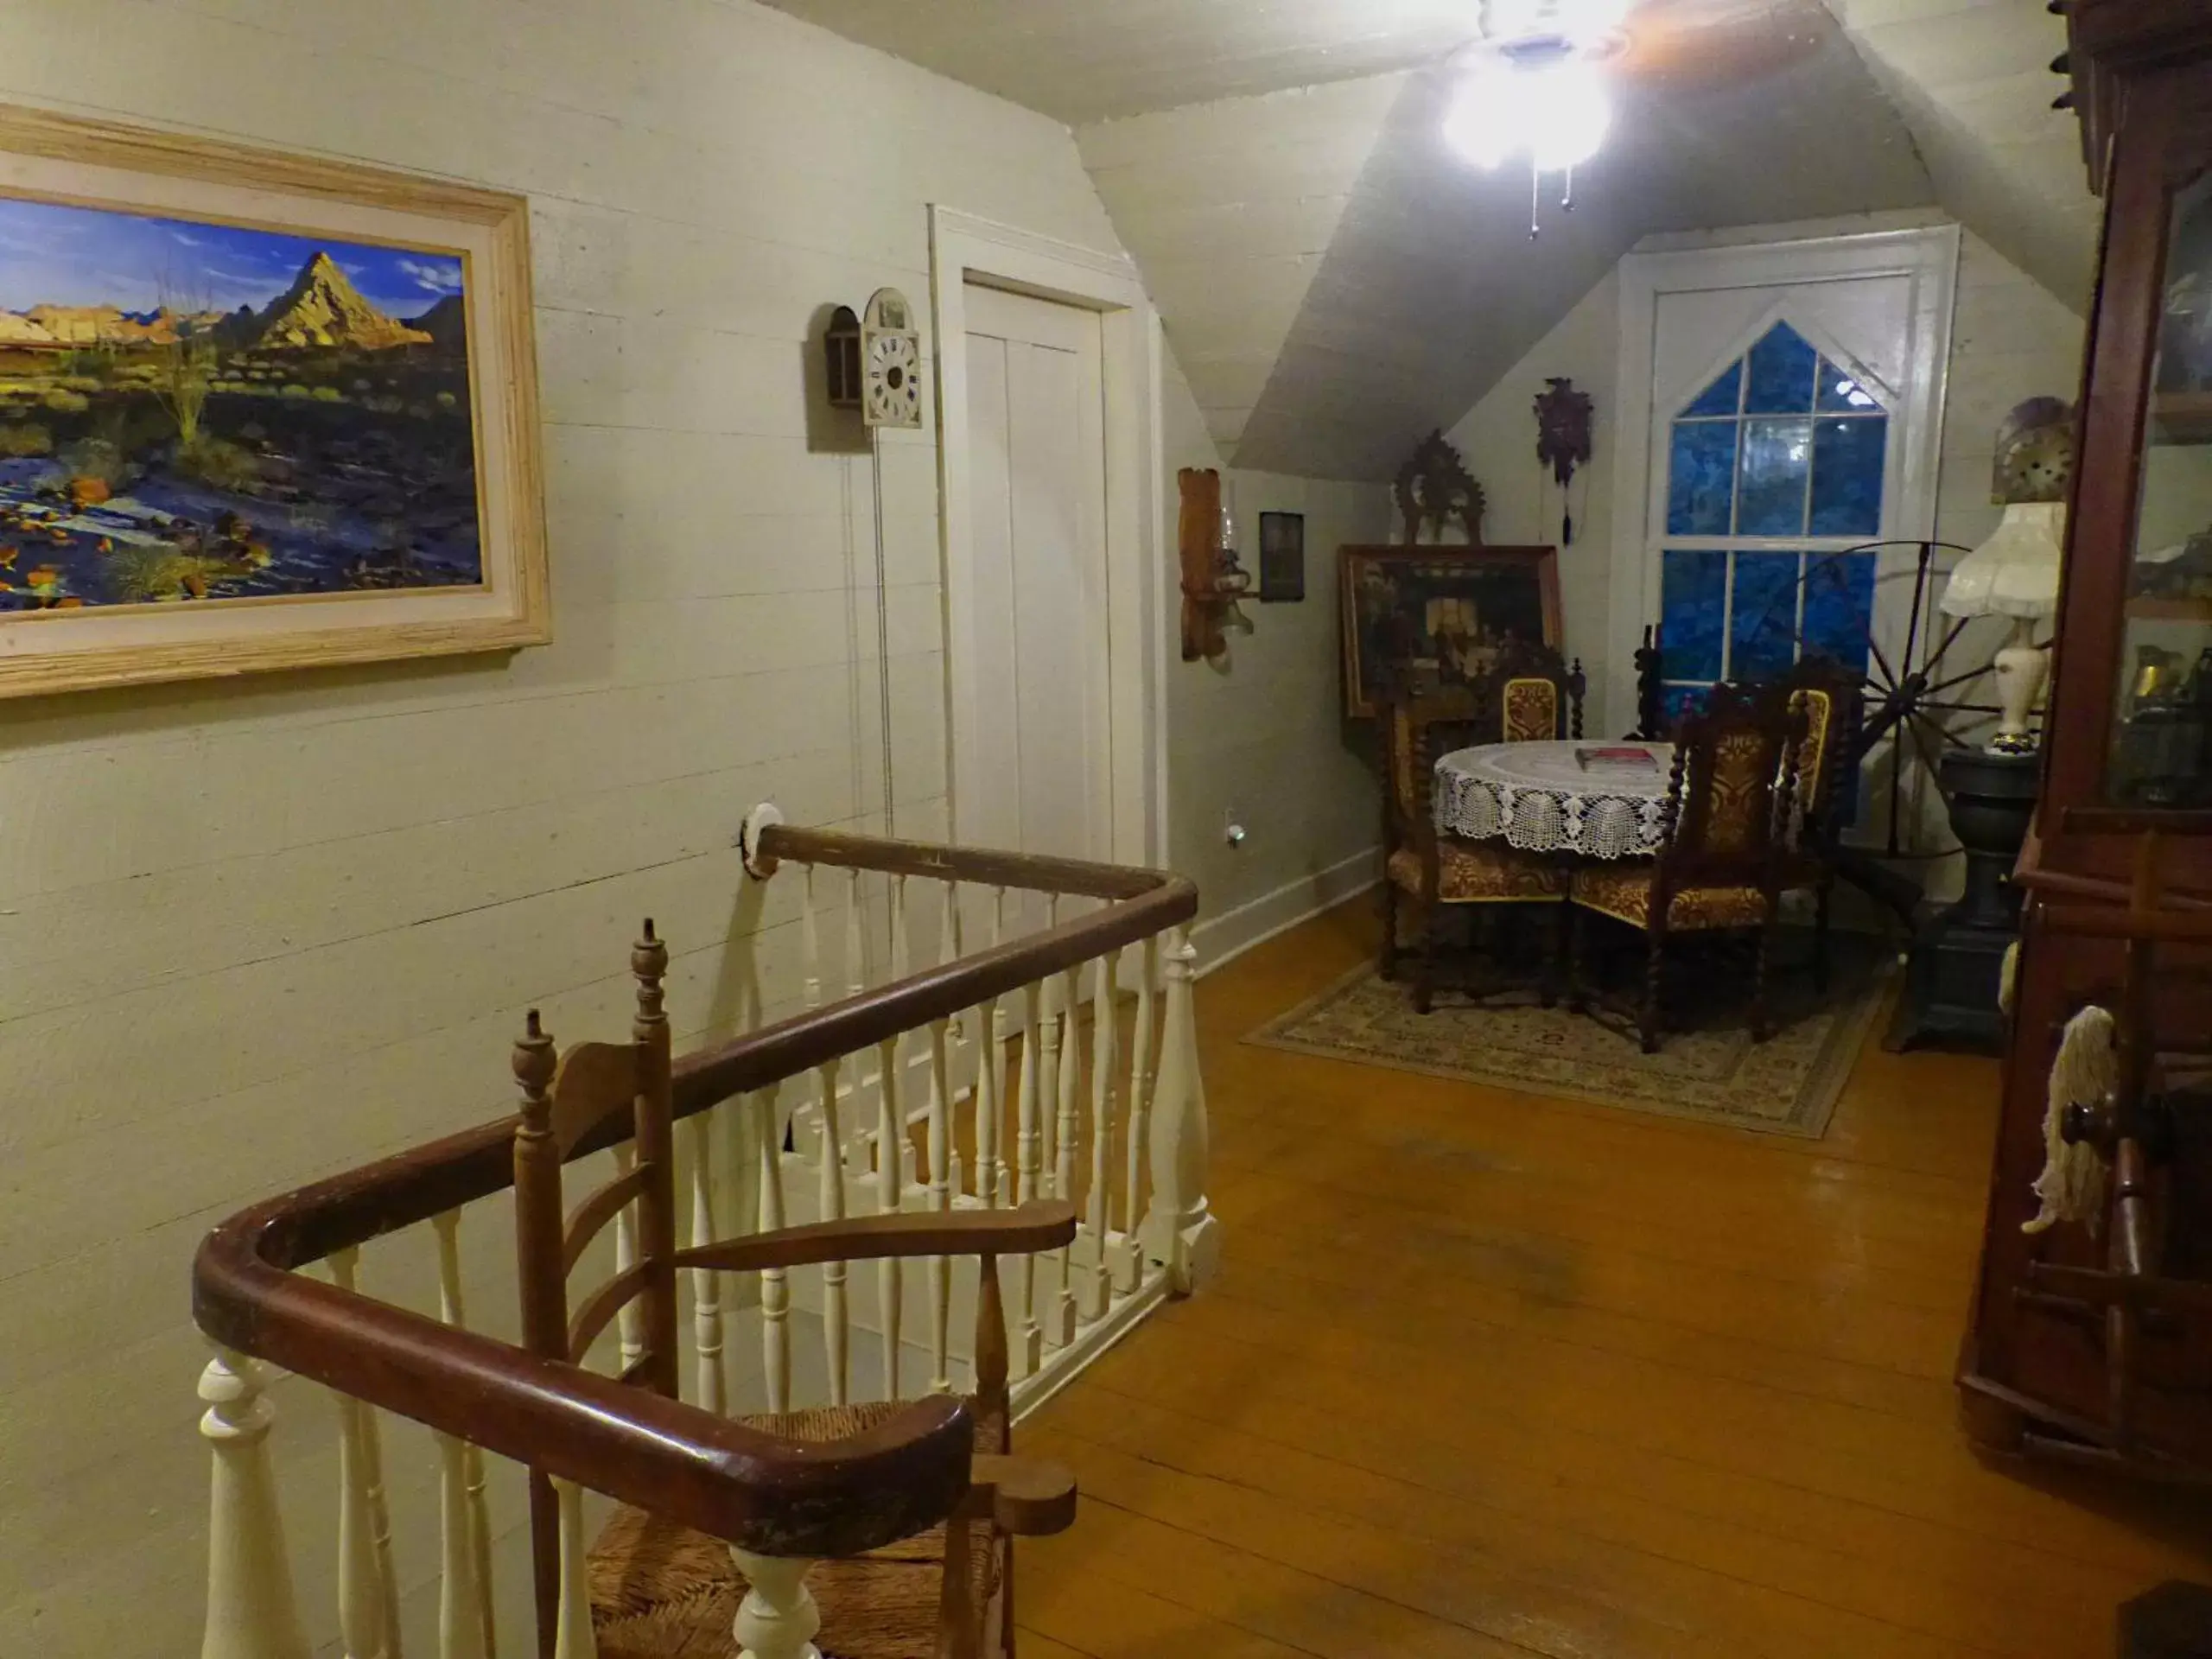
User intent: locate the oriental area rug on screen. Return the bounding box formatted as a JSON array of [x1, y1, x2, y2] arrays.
[[1246, 939, 1893, 1140]]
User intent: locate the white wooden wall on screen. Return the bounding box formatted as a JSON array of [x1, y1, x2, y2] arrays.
[[0, 3, 1190, 1653]]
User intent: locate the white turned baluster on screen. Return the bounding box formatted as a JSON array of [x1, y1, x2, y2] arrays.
[[981, 886, 1009, 1206], [430, 1213, 495, 1659], [936, 880, 965, 1200], [687, 1113, 727, 1414], [1047, 945, 1081, 1345], [552, 1478, 598, 1659], [796, 865, 824, 1157], [728, 1552, 822, 1659], [1145, 925, 1222, 1294], [759, 1086, 791, 1414], [874, 1033, 903, 1399], [328, 1249, 399, 1659], [925, 1012, 953, 1393], [200, 1348, 310, 1659], [1083, 947, 1118, 1320], [816, 1056, 849, 1405], [842, 869, 867, 1188], [1115, 936, 1158, 1294], [1012, 977, 1045, 1377], [610, 1142, 644, 1374]]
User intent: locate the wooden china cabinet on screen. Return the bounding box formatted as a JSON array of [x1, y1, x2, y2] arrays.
[[1956, 0, 2212, 1477]]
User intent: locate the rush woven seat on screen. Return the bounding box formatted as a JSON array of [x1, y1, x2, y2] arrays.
[[506, 923, 1076, 1659], [590, 1404, 1000, 1659]]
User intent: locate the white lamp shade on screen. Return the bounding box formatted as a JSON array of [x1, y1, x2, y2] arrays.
[[1940, 501, 2066, 620]]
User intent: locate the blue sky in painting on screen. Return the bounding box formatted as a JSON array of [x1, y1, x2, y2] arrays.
[[0, 194, 462, 321]]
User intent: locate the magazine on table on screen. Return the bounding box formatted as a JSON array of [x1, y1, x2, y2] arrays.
[[1573, 746, 1659, 775]]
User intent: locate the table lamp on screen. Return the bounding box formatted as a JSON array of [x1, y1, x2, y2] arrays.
[[1939, 398, 2073, 754]]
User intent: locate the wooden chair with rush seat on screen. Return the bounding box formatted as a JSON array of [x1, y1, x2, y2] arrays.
[[1567, 683, 1809, 1052], [511, 921, 1078, 1659], [1379, 681, 1570, 1013]]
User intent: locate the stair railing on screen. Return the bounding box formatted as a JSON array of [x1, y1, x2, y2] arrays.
[[191, 813, 1208, 1658]]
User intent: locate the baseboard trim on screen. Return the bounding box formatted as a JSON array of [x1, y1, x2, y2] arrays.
[[1191, 845, 1381, 979]]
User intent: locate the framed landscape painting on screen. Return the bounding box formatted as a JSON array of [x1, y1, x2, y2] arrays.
[[1339, 543, 1560, 718], [0, 105, 547, 698]]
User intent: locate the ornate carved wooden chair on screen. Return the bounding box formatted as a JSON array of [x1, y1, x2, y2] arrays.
[[1567, 683, 1808, 1052], [1483, 641, 1587, 744], [512, 921, 1077, 1659], [1379, 685, 1568, 1013]]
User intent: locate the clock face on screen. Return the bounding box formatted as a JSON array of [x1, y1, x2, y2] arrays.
[[864, 330, 922, 429]]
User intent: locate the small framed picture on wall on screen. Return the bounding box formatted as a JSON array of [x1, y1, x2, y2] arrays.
[[1258, 511, 1305, 602]]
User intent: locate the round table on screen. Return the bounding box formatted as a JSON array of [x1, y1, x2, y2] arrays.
[[1434, 740, 1675, 861]]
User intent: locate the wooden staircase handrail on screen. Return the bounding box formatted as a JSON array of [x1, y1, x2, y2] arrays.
[[190, 828, 1198, 1559]]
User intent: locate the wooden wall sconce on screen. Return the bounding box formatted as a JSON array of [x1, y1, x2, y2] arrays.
[[1179, 467, 1254, 662]]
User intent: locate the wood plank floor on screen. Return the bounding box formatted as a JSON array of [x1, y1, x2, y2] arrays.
[[1014, 901, 2212, 1659]]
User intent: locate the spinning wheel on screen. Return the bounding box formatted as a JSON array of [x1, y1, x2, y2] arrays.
[[1727, 540, 2009, 919]]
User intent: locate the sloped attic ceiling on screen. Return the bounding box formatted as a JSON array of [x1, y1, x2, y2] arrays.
[[765, 0, 2091, 480]]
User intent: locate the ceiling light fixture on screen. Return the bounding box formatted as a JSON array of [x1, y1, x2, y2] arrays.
[[1444, 0, 1629, 238]]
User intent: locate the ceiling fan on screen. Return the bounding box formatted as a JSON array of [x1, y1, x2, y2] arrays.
[[1443, 0, 1831, 229]]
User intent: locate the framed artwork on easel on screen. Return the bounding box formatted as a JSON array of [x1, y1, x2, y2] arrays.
[[1339, 543, 1560, 719]]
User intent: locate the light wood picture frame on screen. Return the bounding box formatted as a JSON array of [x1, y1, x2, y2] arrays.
[[1339, 543, 1560, 719], [0, 105, 548, 699]]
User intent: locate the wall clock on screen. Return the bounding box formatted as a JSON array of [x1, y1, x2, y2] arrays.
[[861, 287, 924, 429]]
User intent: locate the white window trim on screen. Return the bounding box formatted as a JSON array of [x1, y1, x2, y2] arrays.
[[1604, 227, 1961, 736], [929, 206, 1166, 868]]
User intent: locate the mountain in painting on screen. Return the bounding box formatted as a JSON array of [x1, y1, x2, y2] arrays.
[[250, 251, 431, 350]]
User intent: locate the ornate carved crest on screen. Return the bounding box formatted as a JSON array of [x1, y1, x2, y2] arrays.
[[1394, 430, 1485, 544]]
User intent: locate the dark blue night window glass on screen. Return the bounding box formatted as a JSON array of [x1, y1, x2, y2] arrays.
[[1681, 361, 1743, 418], [1816, 356, 1882, 412], [1736, 418, 1812, 535], [1801, 550, 1877, 675], [1660, 548, 1728, 683], [1660, 683, 1708, 732], [1808, 415, 1887, 537], [1745, 321, 1818, 414], [1667, 420, 1738, 535], [1730, 552, 1800, 680]]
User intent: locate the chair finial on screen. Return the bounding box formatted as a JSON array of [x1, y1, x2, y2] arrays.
[[632, 919, 669, 1033], [513, 1008, 556, 1103]]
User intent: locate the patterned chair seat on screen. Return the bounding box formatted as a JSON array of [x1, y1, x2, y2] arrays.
[[1570, 864, 1770, 930], [1389, 838, 1567, 903]]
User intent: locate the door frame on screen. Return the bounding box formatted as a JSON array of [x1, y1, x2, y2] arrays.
[[1604, 226, 1961, 736], [931, 205, 1164, 868]]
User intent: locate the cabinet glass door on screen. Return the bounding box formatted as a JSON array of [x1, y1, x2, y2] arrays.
[[2110, 170, 2212, 805]]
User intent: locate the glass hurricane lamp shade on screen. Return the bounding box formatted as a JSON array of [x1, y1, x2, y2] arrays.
[[1940, 501, 2067, 754]]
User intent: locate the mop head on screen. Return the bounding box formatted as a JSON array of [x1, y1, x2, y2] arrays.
[[2023, 1004, 2114, 1236]]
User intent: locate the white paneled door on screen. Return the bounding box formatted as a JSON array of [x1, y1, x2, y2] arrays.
[[961, 282, 1113, 868]]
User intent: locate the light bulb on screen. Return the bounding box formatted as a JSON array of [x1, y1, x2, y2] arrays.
[[1525, 54, 1611, 171], [1442, 58, 1524, 170], [1444, 49, 1611, 174]]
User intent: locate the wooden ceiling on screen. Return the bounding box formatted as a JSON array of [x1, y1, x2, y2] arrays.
[[765, 0, 2091, 478]]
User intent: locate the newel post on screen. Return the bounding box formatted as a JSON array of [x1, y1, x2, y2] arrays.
[[199, 1348, 310, 1659], [1143, 926, 1220, 1294]]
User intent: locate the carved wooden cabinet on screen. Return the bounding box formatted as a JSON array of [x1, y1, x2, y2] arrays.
[[1956, 0, 2212, 1476]]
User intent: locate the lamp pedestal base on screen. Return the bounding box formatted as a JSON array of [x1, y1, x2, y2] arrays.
[[1884, 748, 2040, 1055]]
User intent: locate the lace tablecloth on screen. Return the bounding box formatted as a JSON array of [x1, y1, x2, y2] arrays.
[[1435, 741, 1674, 861]]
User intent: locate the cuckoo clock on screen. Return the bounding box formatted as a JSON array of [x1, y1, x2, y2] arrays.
[[861, 288, 924, 429], [1534, 377, 1594, 544]]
